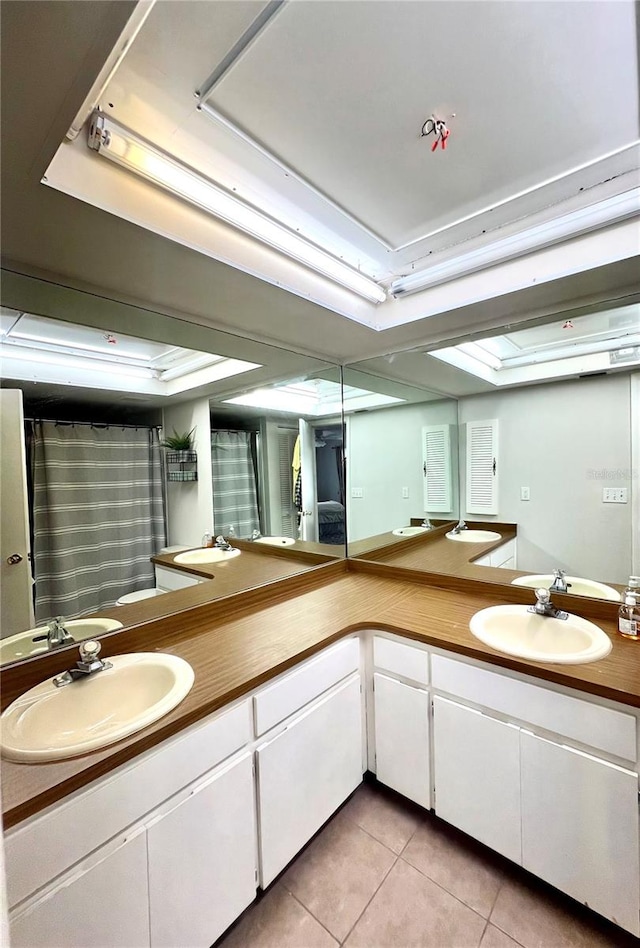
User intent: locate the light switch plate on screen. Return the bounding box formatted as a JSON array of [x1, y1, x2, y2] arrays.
[[351, 487, 363, 499], [402, 486, 409, 499], [520, 486, 530, 501], [602, 487, 628, 503]]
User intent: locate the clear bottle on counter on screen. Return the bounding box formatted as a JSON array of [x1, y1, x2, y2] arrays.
[[227, 524, 237, 538], [618, 591, 639, 640], [201, 532, 213, 548]]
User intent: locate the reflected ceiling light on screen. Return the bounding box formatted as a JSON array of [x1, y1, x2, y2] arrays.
[[87, 112, 386, 304], [391, 189, 640, 298]]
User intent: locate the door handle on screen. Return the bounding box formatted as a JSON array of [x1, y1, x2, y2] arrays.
[[6, 553, 23, 565]]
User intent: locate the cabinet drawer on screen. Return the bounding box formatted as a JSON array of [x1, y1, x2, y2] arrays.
[[155, 565, 204, 591], [253, 637, 360, 736], [5, 700, 252, 908], [431, 654, 636, 761], [373, 635, 429, 685]]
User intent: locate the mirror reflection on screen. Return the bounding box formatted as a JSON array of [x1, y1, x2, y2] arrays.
[[0, 280, 344, 666], [346, 299, 639, 601]]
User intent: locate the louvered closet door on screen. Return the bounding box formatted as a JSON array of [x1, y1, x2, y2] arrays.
[[278, 428, 298, 537], [422, 424, 452, 513], [466, 419, 499, 515]]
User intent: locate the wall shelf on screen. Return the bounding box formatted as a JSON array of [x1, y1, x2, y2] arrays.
[[166, 451, 198, 482]]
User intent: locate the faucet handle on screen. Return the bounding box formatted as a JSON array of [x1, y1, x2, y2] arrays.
[[79, 640, 101, 662], [535, 587, 551, 604]]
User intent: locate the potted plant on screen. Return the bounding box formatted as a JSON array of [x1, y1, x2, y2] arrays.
[[160, 427, 196, 456]]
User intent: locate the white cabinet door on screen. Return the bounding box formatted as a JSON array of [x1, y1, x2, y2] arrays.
[[10, 828, 149, 948], [433, 696, 521, 863], [521, 731, 640, 936], [374, 673, 431, 808], [147, 752, 256, 948], [257, 675, 363, 886]]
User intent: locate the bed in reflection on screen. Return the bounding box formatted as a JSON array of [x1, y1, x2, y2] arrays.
[[317, 501, 346, 545]]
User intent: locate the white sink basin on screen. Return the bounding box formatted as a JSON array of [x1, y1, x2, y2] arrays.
[[469, 604, 612, 664], [446, 530, 502, 543], [511, 574, 620, 602], [173, 547, 241, 565], [253, 536, 296, 546], [0, 618, 123, 666], [392, 526, 429, 537], [1, 652, 194, 762]]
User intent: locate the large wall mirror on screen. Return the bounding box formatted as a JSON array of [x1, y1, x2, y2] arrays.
[[0, 270, 344, 667], [345, 296, 640, 601]]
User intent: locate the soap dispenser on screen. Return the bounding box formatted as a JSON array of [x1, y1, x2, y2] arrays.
[[618, 577, 639, 640], [201, 532, 213, 548]]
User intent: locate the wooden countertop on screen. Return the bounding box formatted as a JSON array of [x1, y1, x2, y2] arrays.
[[2, 562, 637, 829]]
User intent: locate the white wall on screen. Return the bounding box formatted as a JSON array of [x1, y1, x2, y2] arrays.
[[162, 399, 214, 547], [458, 373, 633, 584], [346, 399, 458, 541]]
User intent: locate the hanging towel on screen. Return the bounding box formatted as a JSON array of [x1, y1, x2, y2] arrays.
[[292, 435, 301, 504]]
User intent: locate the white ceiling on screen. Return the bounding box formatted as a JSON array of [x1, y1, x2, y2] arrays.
[[1, 0, 639, 365]]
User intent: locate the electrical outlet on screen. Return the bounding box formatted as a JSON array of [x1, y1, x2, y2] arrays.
[[602, 487, 628, 504], [351, 487, 363, 499], [520, 486, 530, 501], [402, 486, 409, 499]]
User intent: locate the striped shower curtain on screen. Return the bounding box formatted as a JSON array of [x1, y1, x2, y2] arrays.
[[31, 422, 166, 622], [211, 430, 260, 537]]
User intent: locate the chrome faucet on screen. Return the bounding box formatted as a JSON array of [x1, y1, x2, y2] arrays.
[[47, 616, 75, 650], [528, 588, 569, 620], [451, 520, 467, 535], [214, 535, 233, 551], [549, 569, 571, 593], [250, 529, 262, 540], [420, 518, 433, 530], [53, 640, 113, 688]]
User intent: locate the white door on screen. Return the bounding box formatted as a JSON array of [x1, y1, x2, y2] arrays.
[[298, 418, 318, 541], [433, 696, 521, 863], [10, 829, 149, 948], [0, 390, 34, 637], [521, 731, 640, 936], [257, 675, 363, 886], [374, 673, 431, 808], [147, 753, 256, 948]]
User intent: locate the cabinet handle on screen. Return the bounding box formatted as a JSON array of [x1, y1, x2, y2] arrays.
[[6, 553, 23, 565]]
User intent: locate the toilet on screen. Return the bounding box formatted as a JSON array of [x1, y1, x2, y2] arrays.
[[115, 588, 166, 606]]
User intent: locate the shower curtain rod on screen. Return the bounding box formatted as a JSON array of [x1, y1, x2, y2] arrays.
[[26, 418, 162, 431]]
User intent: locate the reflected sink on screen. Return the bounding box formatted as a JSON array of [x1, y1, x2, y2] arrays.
[[0, 618, 123, 666], [469, 604, 612, 664], [511, 574, 620, 602], [446, 530, 502, 543], [392, 526, 429, 537], [253, 536, 296, 546], [173, 547, 241, 565], [1, 652, 194, 762]]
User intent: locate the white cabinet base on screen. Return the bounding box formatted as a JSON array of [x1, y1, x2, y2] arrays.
[[374, 673, 431, 808], [257, 675, 363, 887], [521, 731, 640, 936], [433, 696, 521, 864]]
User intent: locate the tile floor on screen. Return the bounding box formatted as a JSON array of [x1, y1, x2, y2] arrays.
[[217, 780, 639, 948]]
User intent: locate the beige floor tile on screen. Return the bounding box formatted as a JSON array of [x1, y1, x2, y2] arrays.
[[345, 858, 486, 947], [281, 812, 396, 942], [402, 815, 504, 917], [480, 924, 524, 948], [340, 782, 422, 853], [218, 883, 338, 948], [491, 875, 636, 948]]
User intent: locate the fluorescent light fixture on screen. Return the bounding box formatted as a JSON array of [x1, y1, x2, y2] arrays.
[[225, 380, 404, 416], [0, 345, 157, 379], [87, 112, 386, 304], [391, 189, 640, 298]]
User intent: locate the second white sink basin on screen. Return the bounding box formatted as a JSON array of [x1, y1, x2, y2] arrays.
[[392, 526, 429, 537], [253, 536, 296, 546], [1, 652, 195, 762], [446, 530, 502, 543], [0, 618, 123, 666], [469, 604, 612, 664], [511, 574, 620, 602], [174, 547, 241, 565]]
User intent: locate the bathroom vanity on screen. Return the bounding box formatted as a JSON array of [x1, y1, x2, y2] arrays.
[[2, 564, 639, 945]]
